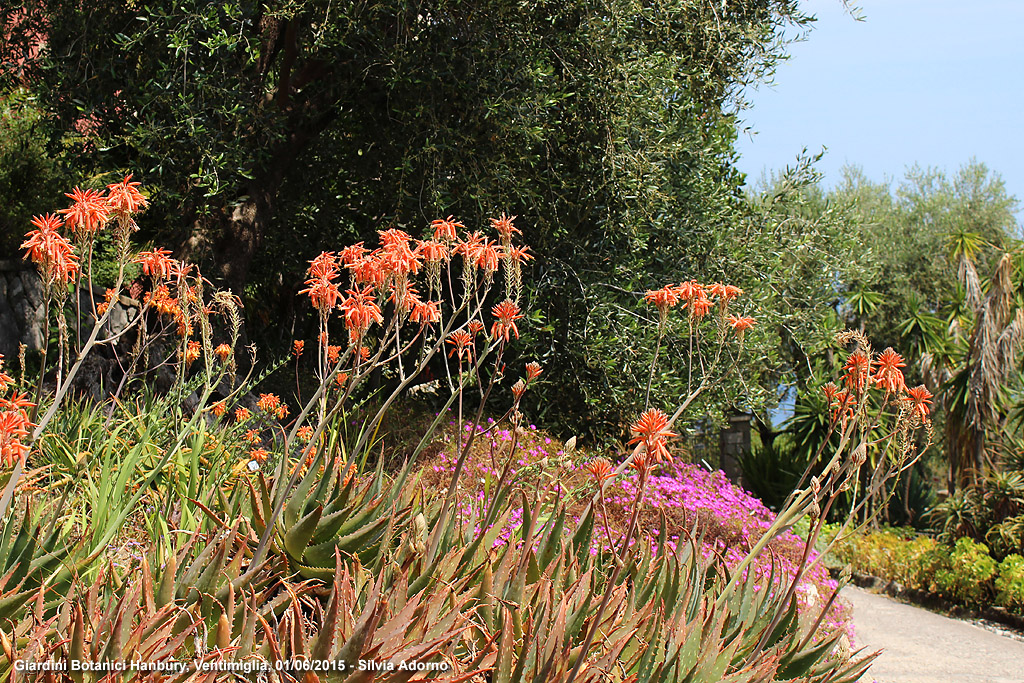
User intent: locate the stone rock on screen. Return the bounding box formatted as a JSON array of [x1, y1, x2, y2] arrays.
[[0, 309, 19, 359], [13, 296, 44, 350], [19, 270, 43, 309], [9, 273, 24, 300], [105, 303, 131, 338]]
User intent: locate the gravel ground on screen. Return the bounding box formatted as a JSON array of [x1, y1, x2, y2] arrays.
[[845, 586, 1024, 683]]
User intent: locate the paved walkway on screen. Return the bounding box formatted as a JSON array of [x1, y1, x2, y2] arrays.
[[845, 586, 1024, 683]]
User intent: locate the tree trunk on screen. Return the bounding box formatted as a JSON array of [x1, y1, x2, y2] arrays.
[[195, 121, 325, 292]]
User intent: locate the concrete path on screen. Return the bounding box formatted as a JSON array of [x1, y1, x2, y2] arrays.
[[845, 586, 1024, 683]]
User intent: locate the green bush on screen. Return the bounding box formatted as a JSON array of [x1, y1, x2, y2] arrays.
[[996, 554, 1024, 611], [933, 537, 997, 607], [830, 528, 943, 590], [832, 528, 1024, 614]]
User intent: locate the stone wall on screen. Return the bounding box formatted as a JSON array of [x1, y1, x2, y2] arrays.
[[0, 260, 139, 362], [0, 260, 46, 359]]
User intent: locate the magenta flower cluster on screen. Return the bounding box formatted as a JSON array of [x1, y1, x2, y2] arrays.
[[422, 416, 853, 643]]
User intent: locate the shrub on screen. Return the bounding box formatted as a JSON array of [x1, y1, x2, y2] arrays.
[[996, 554, 1024, 611], [933, 537, 998, 607], [830, 527, 944, 591], [0, 176, 935, 681]]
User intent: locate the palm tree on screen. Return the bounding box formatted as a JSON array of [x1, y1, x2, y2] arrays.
[[942, 237, 1024, 492]]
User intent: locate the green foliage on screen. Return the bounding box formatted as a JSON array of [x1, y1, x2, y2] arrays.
[[0, 0, 842, 438], [996, 554, 1024, 611], [934, 537, 998, 607], [830, 527, 944, 592], [33, 392, 248, 554], [931, 469, 1024, 561], [884, 465, 936, 530], [830, 162, 1019, 353], [0, 90, 67, 254], [0, 501, 82, 623], [1, 454, 876, 683], [738, 434, 808, 511], [832, 528, 1024, 614]]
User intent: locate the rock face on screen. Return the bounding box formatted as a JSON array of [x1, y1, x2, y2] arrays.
[[0, 261, 139, 362], [0, 262, 46, 359]]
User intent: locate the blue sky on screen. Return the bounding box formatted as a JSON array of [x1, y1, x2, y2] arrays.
[[735, 0, 1024, 205]]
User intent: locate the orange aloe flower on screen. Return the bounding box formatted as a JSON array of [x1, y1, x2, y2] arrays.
[[211, 401, 227, 417], [341, 286, 384, 339], [327, 345, 342, 364], [475, 238, 501, 274], [380, 231, 422, 279], [873, 348, 906, 394], [97, 288, 116, 315], [644, 285, 680, 318], [214, 344, 232, 362], [300, 253, 342, 313], [628, 408, 677, 464], [105, 174, 148, 217], [490, 213, 519, 241], [722, 284, 743, 300], [905, 385, 933, 421], [447, 331, 474, 362], [729, 314, 756, 331], [0, 409, 32, 467], [410, 299, 441, 325], [337, 243, 368, 266], [629, 452, 652, 476], [728, 315, 756, 332], [379, 228, 413, 249], [297, 426, 314, 442], [136, 248, 176, 280], [511, 379, 527, 401], [248, 447, 269, 463], [525, 362, 542, 383], [292, 340, 305, 358], [431, 216, 464, 242], [257, 393, 281, 413], [455, 231, 486, 265], [417, 240, 450, 263], [821, 382, 840, 404], [342, 462, 358, 487], [675, 280, 703, 302], [689, 297, 713, 320], [235, 407, 251, 423], [22, 214, 80, 286], [503, 244, 533, 265], [490, 299, 523, 342], [60, 187, 109, 237], [842, 351, 872, 393], [184, 340, 201, 365], [706, 283, 727, 299], [348, 254, 387, 288], [831, 389, 856, 424], [584, 458, 615, 484], [468, 320, 484, 336]]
